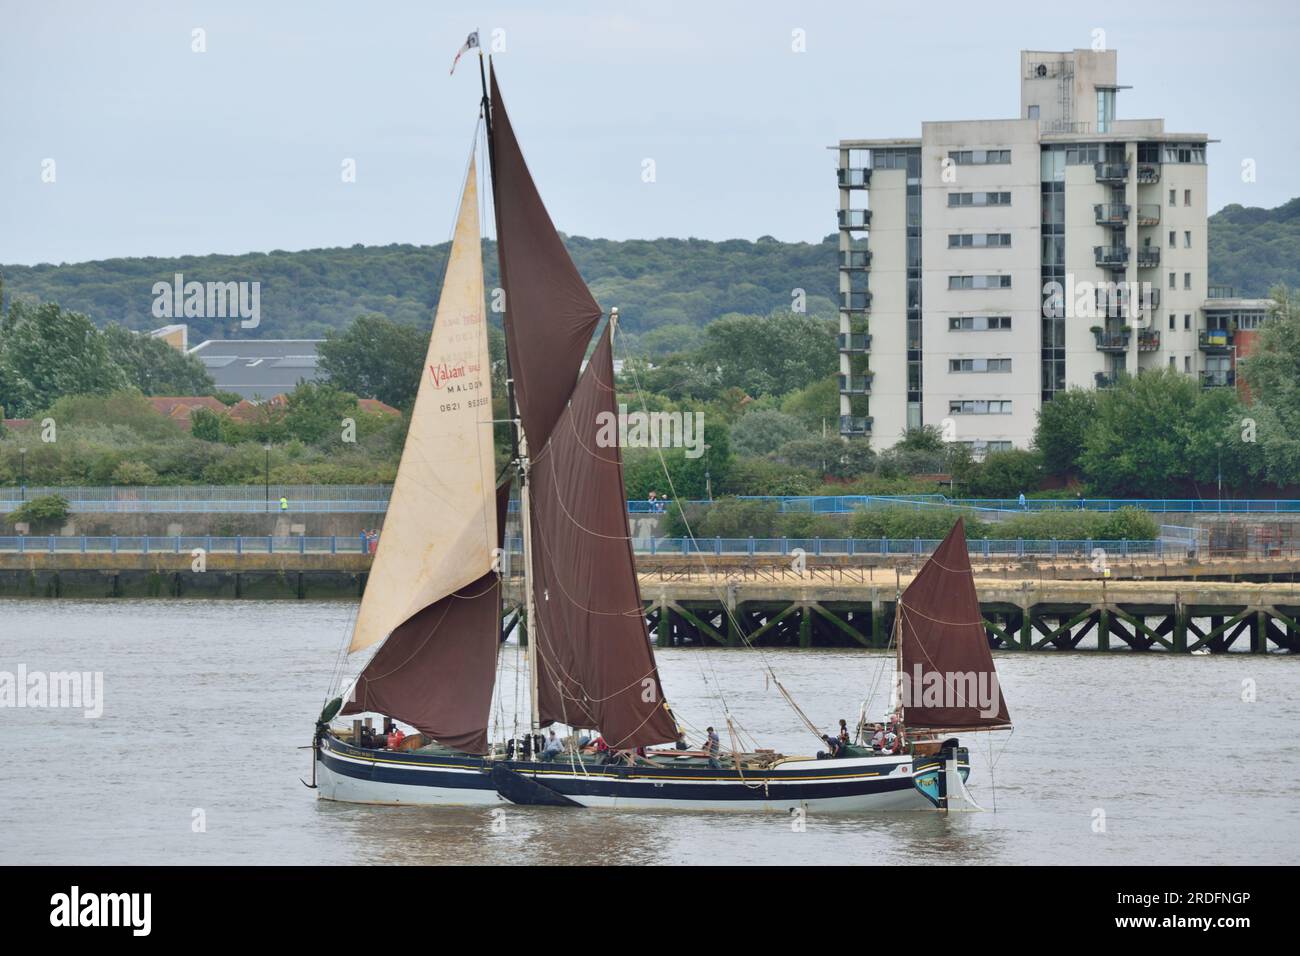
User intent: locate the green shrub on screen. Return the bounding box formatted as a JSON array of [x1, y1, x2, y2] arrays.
[[6, 494, 71, 527]]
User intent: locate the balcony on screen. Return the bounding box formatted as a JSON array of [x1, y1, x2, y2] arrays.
[[838, 373, 874, 395], [1138, 329, 1160, 351], [1097, 287, 1160, 320], [838, 167, 871, 188], [839, 415, 874, 436], [1094, 372, 1122, 389], [1094, 203, 1130, 226], [1094, 245, 1130, 270], [838, 332, 872, 353], [840, 249, 872, 270], [840, 290, 872, 312], [1093, 328, 1131, 351], [1136, 204, 1161, 226], [1094, 161, 1131, 184], [1136, 247, 1160, 268], [1137, 163, 1160, 184], [1199, 329, 1235, 352], [1201, 370, 1236, 388], [838, 209, 871, 230]]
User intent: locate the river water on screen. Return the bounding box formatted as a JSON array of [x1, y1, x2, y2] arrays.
[[1, 598, 1297, 865]]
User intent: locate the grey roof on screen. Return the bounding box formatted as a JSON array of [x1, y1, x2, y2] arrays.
[[190, 339, 325, 399]]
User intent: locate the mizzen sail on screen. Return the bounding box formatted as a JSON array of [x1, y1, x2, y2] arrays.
[[348, 159, 497, 654], [898, 518, 1011, 730]]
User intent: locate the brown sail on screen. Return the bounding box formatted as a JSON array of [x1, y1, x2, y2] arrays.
[[489, 65, 603, 449], [526, 328, 678, 749], [898, 517, 1011, 730], [341, 482, 511, 754]]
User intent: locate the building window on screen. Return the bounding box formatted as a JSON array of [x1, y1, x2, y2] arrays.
[[949, 274, 1012, 290], [1169, 230, 1176, 249], [1169, 273, 1177, 290], [949, 149, 1011, 165], [1184, 230, 1192, 248], [1168, 315, 1175, 330], [949, 358, 1012, 373], [1169, 189, 1176, 207], [949, 233, 1012, 248], [1184, 314, 1191, 330], [1184, 273, 1192, 290], [949, 399, 1012, 415], [1162, 143, 1206, 164], [1184, 189, 1192, 207], [1184, 356, 1191, 372], [949, 315, 1012, 331], [948, 191, 1011, 207], [1169, 356, 1176, 368]]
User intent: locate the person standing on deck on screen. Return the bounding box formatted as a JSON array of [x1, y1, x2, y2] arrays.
[[1018, 492, 1027, 510], [702, 726, 721, 769], [838, 718, 850, 745]]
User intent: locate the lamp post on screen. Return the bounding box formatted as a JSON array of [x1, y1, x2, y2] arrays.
[[264, 443, 271, 513], [19, 448, 27, 502]]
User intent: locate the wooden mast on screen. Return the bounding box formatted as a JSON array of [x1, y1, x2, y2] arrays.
[[480, 49, 539, 752]]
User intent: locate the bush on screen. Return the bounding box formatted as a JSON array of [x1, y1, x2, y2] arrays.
[[6, 493, 71, 528], [110, 460, 159, 485]]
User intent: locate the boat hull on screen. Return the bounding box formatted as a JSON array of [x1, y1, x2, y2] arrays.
[[315, 735, 963, 812]]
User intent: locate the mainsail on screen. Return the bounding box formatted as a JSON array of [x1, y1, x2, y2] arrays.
[[897, 518, 1012, 730], [489, 67, 678, 749], [347, 159, 498, 654], [528, 329, 678, 748]]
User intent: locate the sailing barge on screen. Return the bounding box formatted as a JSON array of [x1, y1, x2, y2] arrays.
[[310, 58, 1010, 813]]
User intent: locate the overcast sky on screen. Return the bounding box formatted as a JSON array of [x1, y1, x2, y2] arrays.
[[2, 0, 1296, 265]]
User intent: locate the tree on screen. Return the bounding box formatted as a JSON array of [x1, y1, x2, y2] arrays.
[[283, 381, 364, 445], [772, 436, 876, 480], [966, 449, 1043, 497], [1076, 369, 1251, 496], [318, 313, 427, 410], [0, 301, 128, 417], [1033, 388, 1097, 479], [101, 324, 215, 396], [1239, 285, 1300, 486], [703, 312, 836, 397], [729, 408, 806, 457]]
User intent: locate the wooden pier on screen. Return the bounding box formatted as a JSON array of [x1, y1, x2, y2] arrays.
[[3, 550, 1298, 652]]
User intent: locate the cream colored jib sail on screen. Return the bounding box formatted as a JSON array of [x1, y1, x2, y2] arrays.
[[348, 159, 496, 653]]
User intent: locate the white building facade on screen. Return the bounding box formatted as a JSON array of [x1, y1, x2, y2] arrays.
[[837, 48, 1257, 455]]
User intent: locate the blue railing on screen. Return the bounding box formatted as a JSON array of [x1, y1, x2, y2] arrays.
[[2, 485, 1295, 515], [0, 535, 1176, 558]]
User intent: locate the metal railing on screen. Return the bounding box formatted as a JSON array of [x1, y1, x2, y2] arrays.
[[0, 534, 1180, 560], [626, 495, 1300, 514]]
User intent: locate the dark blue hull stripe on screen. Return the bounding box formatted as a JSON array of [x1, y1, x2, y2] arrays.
[[318, 739, 936, 803]]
